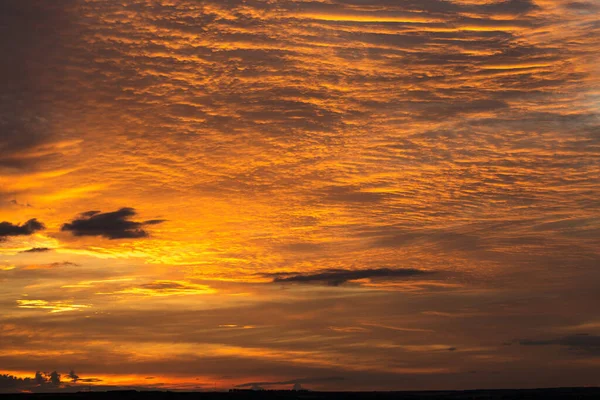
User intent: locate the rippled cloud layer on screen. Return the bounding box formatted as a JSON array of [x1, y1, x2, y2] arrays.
[[1, 0, 599, 392]]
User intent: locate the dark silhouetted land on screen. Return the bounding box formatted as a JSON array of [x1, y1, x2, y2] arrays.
[[1, 388, 600, 400]]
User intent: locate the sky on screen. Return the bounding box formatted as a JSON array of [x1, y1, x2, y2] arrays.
[[0, 0, 599, 393]]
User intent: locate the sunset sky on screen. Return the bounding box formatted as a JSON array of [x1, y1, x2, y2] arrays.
[[1, 0, 599, 392]]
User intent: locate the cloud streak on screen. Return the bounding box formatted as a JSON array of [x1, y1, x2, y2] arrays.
[[270, 268, 432, 286], [19, 247, 53, 253], [235, 376, 345, 388], [520, 334, 600, 355]]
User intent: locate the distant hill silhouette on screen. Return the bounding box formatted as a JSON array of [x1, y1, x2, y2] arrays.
[[0, 387, 599, 400]]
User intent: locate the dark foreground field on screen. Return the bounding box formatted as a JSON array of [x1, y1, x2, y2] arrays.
[[1, 388, 599, 400]]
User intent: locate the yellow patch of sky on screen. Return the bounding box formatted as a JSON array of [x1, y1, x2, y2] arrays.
[[16, 299, 91, 313]]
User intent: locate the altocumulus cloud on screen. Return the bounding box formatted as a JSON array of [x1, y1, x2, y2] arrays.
[[61, 208, 165, 239], [270, 268, 432, 286], [0, 219, 45, 240]]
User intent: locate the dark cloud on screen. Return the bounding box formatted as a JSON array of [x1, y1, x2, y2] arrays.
[[20, 247, 52, 253], [236, 376, 345, 388], [140, 282, 190, 290], [61, 208, 165, 239], [144, 219, 168, 225], [0, 371, 63, 394], [50, 262, 80, 267], [0, 374, 34, 392], [270, 268, 431, 286], [67, 370, 79, 383], [0, 371, 107, 394], [0, 219, 45, 239], [520, 334, 600, 355], [312, 0, 539, 16], [78, 378, 103, 383]]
